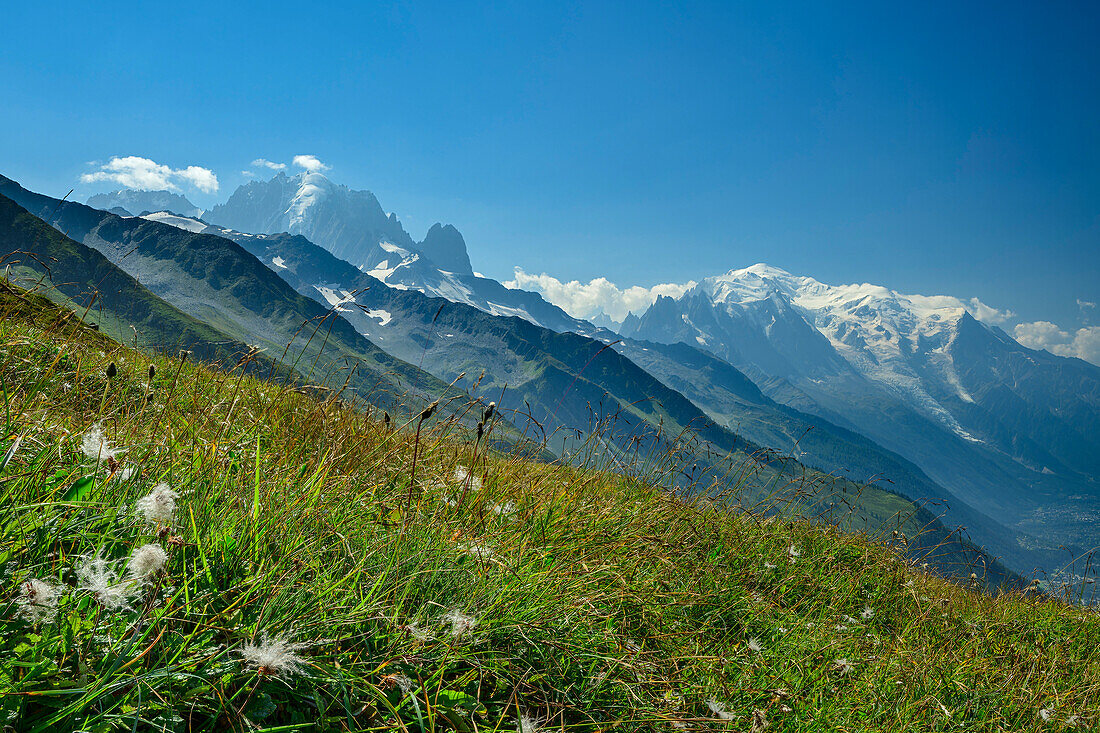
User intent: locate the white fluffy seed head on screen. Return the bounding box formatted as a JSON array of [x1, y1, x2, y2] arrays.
[[240, 632, 308, 678], [76, 551, 137, 610], [81, 424, 124, 463], [707, 698, 734, 720], [443, 609, 478, 638], [127, 543, 167, 580], [135, 483, 179, 526], [16, 578, 61, 622], [748, 637, 763, 654], [833, 658, 855, 675], [861, 606, 875, 620], [517, 714, 541, 733]]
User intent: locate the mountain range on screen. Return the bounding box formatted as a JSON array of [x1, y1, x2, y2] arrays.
[[14, 168, 1088, 584]]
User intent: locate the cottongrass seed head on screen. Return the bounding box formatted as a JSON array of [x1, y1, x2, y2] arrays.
[[706, 698, 734, 720], [135, 483, 179, 527], [748, 637, 764, 654], [454, 465, 482, 491], [787, 544, 801, 562], [861, 606, 875, 620], [17, 578, 61, 622], [832, 658, 855, 675], [76, 550, 138, 610], [241, 632, 309, 679], [443, 609, 478, 638], [517, 714, 541, 733], [81, 423, 124, 464], [126, 543, 167, 581]]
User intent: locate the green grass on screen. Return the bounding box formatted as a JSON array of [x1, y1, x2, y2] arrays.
[[1, 283, 1098, 732]]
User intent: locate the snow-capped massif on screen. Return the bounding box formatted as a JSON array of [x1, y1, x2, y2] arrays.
[[201, 171, 595, 334], [626, 263, 1100, 534], [86, 189, 202, 218]]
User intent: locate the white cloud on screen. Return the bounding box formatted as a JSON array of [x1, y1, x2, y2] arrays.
[[504, 267, 695, 323], [1014, 322, 1100, 365], [81, 156, 219, 193], [1078, 299, 1096, 310], [292, 154, 330, 173], [966, 297, 1014, 325], [251, 158, 287, 170], [241, 170, 256, 177]]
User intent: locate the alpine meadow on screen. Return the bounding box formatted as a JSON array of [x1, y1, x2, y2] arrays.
[[2, 2, 1099, 731]]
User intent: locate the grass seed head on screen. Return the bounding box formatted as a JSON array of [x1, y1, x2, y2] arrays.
[[80, 424, 124, 464]]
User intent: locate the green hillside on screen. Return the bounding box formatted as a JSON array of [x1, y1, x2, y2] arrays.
[[1, 279, 1095, 732]]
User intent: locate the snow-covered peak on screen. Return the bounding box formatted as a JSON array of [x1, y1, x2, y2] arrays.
[[139, 211, 210, 233], [285, 172, 334, 229]]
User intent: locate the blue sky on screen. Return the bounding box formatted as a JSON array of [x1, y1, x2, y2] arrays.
[[2, 1, 1097, 349]]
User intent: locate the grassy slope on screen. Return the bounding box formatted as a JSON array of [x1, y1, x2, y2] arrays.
[[2, 283, 1096, 732]]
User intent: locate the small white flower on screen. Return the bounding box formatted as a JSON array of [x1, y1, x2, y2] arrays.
[[443, 609, 478, 638], [126, 543, 167, 581], [16, 578, 61, 622], [135, 483, 179, 526], [832, 658, 855, 675], [76, 551, 137, 610], [861, 606, 875, 620], [747, 637, 763, 654], [241, 632, 308, 678], [81, 424, 124, 464], [706, 698, 734, 720]]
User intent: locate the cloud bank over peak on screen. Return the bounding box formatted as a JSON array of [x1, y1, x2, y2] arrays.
[[504, 268, 696, 323], [81, 156, 219, 193], [1014, 322, 1100, 365], [292, 155, 330, 173]]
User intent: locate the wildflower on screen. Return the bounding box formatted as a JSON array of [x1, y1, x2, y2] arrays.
[[747, 637, 763, 654], [135, 483, 179, 526], [861, 606, 875, 620], [453, 466, 482, 491], [80, 424, 124, 464], [787, 545, 801, 562], [241, 632, 308, 678], [126, 543, 167, 581], [706, 698, 734, 720], [832, 658, 855, 675], [517, 714, 540, 733], [16, 578, 60, 622], [443, 609, 478, 638], [76, 551, 137, 610]]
